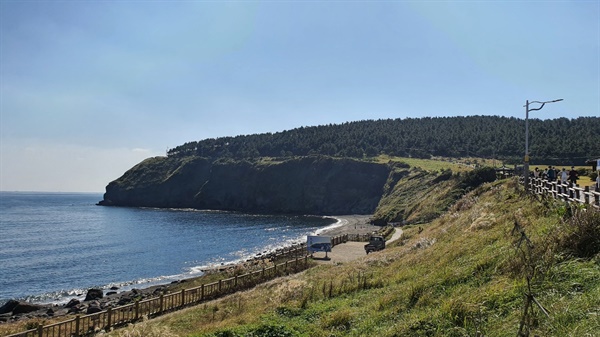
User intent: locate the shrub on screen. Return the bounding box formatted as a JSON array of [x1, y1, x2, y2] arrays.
[[458, 167, 497, 192]]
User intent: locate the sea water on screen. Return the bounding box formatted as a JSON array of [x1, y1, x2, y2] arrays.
[[0, 192, 337, 305]]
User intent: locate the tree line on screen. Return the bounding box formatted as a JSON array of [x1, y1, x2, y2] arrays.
[[167, 116, 600, 165]]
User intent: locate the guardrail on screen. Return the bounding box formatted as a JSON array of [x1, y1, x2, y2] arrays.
[[6, 233, 361, 337]]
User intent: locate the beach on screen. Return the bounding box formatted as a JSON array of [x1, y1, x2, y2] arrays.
[[320, 214, 377, 236]]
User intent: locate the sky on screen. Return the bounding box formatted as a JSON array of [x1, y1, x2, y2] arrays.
[[1, 0, 599, 193]]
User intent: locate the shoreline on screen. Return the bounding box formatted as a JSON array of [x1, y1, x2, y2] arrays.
[[0, 214, 378, 324], [318, 214, 375, 237]]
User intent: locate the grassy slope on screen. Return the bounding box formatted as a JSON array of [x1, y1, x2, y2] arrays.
[[372, 167, 457, 225], [101, 178, 599, 337]]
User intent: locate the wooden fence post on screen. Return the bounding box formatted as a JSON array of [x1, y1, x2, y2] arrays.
[[181, 289, 186, 307], [74, 315, 80, 337], [107, 307, 112, 330], [37, 325, 43, 337], [584, 186, 590, 205], [201, 284, 205, 300], [234, 275, 238, 288], [159, 294, 164, 314], [135, 301, 139, 321], [218, 280, 222, 293]]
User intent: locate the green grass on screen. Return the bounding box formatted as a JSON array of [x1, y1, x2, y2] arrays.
[[370, 155, 477, 172]]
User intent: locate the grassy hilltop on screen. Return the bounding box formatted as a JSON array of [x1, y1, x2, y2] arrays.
[[98, 177, 600, 337]]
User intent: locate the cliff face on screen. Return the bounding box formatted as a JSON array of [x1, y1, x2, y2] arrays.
[[99, 156, 213, 208], [99, 156, 391, 215]]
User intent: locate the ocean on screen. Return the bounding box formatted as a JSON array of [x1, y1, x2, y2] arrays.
[[0, 192, 337, 305]]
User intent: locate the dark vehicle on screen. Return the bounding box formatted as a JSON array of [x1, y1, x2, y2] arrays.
[[364, 235, 385, 254]]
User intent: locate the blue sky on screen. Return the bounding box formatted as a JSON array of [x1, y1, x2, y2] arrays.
[[1, 1, 598, 192]]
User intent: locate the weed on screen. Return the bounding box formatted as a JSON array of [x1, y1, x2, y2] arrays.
[[247, 324, 296, 337], [320, 308, 354, 331], [407, 285, 425, 309], [97, 316, 178, 337], [24, 320, 44, 330], [556, 207, 600, 258]]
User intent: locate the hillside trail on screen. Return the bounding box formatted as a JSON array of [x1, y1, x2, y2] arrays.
[[312, 227, 403, 264]]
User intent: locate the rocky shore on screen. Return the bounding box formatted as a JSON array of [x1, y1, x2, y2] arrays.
[[0, 215, 375, 325]]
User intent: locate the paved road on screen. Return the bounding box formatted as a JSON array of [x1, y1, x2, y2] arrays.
[[312, 228, 403, 264]]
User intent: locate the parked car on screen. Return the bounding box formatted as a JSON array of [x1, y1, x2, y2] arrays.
[[364, 235, 385, 254]]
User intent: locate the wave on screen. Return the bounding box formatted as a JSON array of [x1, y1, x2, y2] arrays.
[[18, 273, 196, 305], [313, 216, 346, 235]]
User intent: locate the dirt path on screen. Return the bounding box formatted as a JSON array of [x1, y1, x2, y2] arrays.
[[312, 227, 403, 264]]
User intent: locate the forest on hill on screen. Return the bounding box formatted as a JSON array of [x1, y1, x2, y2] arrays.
[[167, 116, 600, 165]]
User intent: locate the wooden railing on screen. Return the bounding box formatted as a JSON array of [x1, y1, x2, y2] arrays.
[[524, 177, 600, 209], [6, 234, 358, 337], [6, 256, 309, 337]]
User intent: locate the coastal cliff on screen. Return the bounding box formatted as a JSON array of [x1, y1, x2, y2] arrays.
[[99, 156, 391, 215], [99, 155, 497, 221]]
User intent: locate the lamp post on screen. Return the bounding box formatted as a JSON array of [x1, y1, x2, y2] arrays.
[[524, 99, 563, 191]]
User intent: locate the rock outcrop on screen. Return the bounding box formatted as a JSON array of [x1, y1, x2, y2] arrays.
[[99, 156, 392, 215]]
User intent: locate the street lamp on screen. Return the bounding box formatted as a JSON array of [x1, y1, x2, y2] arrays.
[[524, 99, 563, 191]]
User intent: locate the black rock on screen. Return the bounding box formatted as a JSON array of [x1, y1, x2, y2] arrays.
[[117, 297, 131, 306], [86, 305, 103, 314], [68, 305, 82, 314], [84, 289, 104, 301], [0, 300, 19, 315], [12, 302, 44, 315], [65, 299, 80, 308]]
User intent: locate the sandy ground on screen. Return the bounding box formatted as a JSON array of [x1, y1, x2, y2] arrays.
[[311, 215, 403, 264]]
